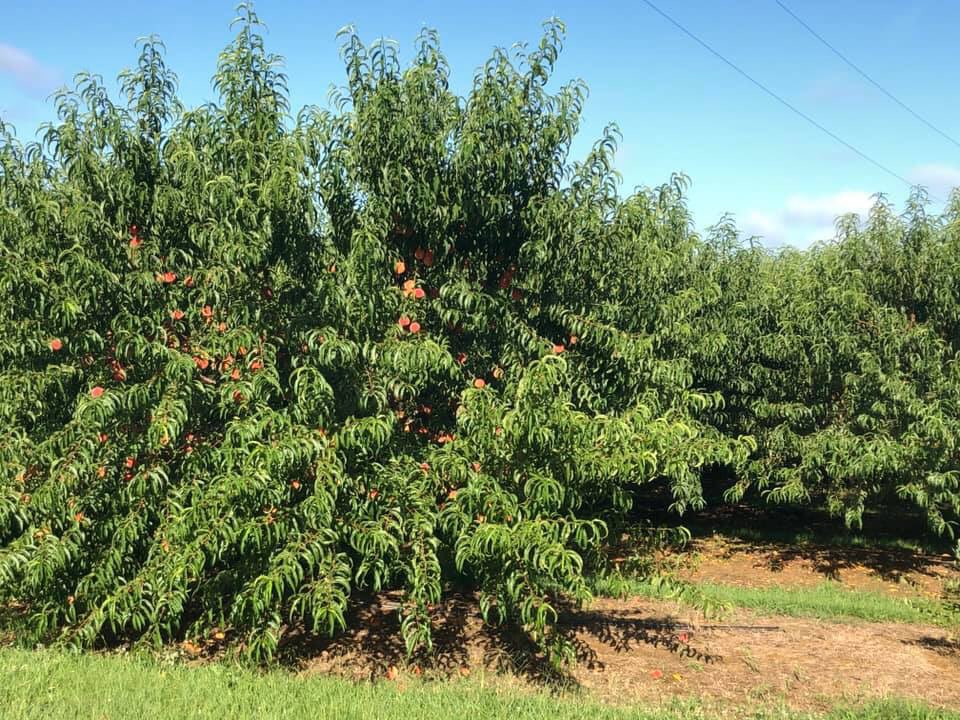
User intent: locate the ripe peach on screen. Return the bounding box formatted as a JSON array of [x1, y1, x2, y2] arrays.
[[49, 338, 63, 351], [473, 378, 486, 389], [409, 321, 421, 333], [90, 386, 104, 399], [394, 260, 406, 275]]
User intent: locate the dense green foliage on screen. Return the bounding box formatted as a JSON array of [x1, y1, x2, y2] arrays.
[[701, 198, 960, 536], [1, 5, 958, 665]]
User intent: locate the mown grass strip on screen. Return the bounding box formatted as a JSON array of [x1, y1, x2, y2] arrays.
[[593, 576, 958, 628], [0, 647, 956, 720]]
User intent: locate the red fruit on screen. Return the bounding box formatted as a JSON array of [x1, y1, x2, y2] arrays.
[[124, 457, 136, 469], [112, 369, 126, 382], [409, 321, 421, 334], [398, 315, 411, 328], [456, 352, 467, 365], [414, 287, 426, 300], [90, 386, 104, 399], [194, 356, 210, 370], [394, 260, 406, 275], [473, 378, 486, 389], [261, 286, 273, 299], [419, 462, 430, 473], [162, 271, 177, 284], [250, 360, 263, 371], [233, 390, 244, 403], [184, 275, 195, 288], [98, 432, 109, 444], [49, 338, 63, 352], [423, 250, 434, 267], [369, 489, 380, 500], [129, 237, 142, 249], [291, 480, 301, 491], [553, 344, 565, 354], [171, 309, 185, 321], [230, 368, 241, 380], [414, 247, 425, 261], [471, 462, 481, 472], [201, 305, 213, 319]]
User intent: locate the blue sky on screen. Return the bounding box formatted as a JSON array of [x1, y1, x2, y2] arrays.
[[2, 1, 958, 247]]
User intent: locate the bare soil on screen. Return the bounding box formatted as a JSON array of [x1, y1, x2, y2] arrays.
[[285, 590, 960, 714], [279, 533, 960, 714], [680, 533, 957, 599]]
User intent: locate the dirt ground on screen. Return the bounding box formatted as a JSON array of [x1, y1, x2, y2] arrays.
[[680, 533, 957, 599], [290, 591, 960, 713], [286, 535, 960, 714]]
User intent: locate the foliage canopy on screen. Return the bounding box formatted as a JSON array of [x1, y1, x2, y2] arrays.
[[1, 4, 958, 665]]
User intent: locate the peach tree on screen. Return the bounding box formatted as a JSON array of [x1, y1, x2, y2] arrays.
[[0, 6, 746, 664]]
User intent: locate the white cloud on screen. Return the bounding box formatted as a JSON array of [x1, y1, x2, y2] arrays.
[[741, 190, 875, 248], [908, 163, 960, 198], [0, 43, 58, 95]]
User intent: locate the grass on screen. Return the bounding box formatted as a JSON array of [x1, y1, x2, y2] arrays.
[[593, 575, 959, 628], [0, 646, 956, 720]]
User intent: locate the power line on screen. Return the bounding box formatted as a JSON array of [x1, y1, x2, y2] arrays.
[[775, 0, 960, 152], [639, 0, 925, 198]]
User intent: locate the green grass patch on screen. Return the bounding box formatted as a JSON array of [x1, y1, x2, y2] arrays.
[[0, 646, 955, 720], [594, 575, 958, 628]]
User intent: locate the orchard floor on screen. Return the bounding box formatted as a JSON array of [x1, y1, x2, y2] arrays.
[[285, 526, 960, 716], [5, 520, 959, 718], [291, 594, 959, 715]]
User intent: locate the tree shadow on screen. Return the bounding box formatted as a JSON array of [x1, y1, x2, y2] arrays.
[[276, 592, 727, 691], [558, 606, 723, 665], [903, 634, 960, 658]]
